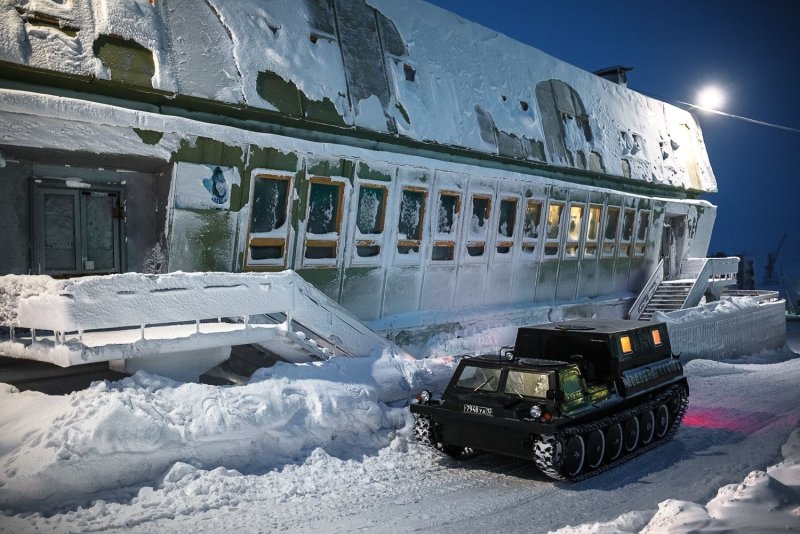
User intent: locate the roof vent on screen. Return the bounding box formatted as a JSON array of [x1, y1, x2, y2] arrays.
[[593, 65, 633, 87]]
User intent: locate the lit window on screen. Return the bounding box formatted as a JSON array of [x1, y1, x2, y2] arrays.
[[397, 188, 426, 254], [565, 203, 584, 257], [585, 204, 602, 256], [544, 202, 564, 257], [620, 335, 633, 354], [651, 329, 662, 346]]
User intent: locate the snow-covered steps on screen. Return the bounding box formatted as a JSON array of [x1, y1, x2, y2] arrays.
[[0, 271, 408, 381]]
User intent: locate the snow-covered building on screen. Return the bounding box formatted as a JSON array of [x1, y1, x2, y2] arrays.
[[0, 1, 726, 329]]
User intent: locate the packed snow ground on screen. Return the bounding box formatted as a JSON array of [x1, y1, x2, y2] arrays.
[[0, 324, 799, 533]]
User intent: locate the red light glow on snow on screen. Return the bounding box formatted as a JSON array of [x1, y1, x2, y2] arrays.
[[683, 406, 775, 434]]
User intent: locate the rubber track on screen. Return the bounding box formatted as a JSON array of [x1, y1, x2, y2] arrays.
[[534, 384, 689, 482]]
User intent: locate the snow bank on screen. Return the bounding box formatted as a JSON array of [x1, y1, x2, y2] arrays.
[[658, 296, 787, 360], [554, 426, 800, 534], [0, 351, 456, 513]]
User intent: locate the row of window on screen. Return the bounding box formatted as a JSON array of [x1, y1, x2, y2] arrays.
[[246, 174, 651, 268]]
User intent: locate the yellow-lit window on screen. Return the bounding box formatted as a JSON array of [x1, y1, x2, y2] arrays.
[[584, 204, 602, 256], [620, 335, 633, 354], [544, 201, 564, 257], [651, 329, 662, 346], [565, 203, 584, 257]]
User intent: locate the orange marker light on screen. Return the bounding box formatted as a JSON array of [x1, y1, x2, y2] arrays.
[[651, 329, 662, 345], [620, 335, 633, 354]]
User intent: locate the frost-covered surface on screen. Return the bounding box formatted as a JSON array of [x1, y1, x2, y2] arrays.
[[659, 296, 787, 360], [0, 0, 715, 191], [1, 324, 798, 532]]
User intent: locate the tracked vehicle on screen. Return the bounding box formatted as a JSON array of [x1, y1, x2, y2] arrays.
[[410, 319, 688, 481]]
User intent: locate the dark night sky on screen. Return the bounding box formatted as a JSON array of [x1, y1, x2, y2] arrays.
[[426, 0, 800, 284]]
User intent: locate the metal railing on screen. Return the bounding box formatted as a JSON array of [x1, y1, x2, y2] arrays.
[[628, 259, 664, 320]]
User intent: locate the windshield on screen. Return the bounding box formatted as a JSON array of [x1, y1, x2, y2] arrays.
[[504, 371, 550, 398], [455, 365, 502, 392]]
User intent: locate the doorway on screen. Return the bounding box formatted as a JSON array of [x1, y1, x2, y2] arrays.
[[661, 215, 686, 280], [33, 183, 124, 275]]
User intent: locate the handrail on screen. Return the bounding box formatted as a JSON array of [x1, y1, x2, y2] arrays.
[[628, 258, 664, 320], [681, 256, 739, 308]]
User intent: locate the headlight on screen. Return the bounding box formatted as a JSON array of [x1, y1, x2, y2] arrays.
[[419, 390, 432, 403], [529, 405, 542, 419]]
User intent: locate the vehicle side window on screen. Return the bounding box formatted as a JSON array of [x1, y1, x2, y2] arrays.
[[505, 371, 549, 398]]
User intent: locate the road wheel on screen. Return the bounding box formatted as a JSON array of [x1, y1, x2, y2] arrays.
[[585, 429, 605, 469], [655, 404, 670, 439], [563, 435, 585, 477], [605, 423, 623, 461], [639, 410, 655, 445], [413, 415, 434, 447], [623, 416, 639, 452]]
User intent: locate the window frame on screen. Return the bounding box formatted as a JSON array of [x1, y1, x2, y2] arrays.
[[618, 207, 636, 258], [494, 196, 519, 258], [543, 200, 565, 259], [302, 176, 346, 266], [602, 205, 621, 258], [464, 193, 493, 260], [395, 186, 428, 257], [32, 181, 125, 276], [564, 201, 585, 259], [584, 204, 603, 258], [245, 172, 293, 270], [633, 209, 650, 257], [352, 182, 389, 263], [521, 198, 544, 259], [430, 190, 461, 263]]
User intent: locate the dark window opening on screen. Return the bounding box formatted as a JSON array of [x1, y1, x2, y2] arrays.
[[250, 245, 283, 260], [432, 244, 454, 261], [467, 244, 485, 257], [403, 63, 416, 82], [498, 199, 517, 238], [251, 176, 289, 233], [356, 245, 381, 257], [305, 243, 336, 259], [356, 186, 386, 235], [307, 181, 341, 235], [398, 189, 425, 241]]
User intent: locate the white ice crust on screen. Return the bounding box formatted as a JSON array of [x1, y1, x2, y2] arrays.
[[0, 0, 716, 192]]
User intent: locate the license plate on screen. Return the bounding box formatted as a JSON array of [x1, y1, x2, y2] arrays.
[[463, 404, 493, 416]]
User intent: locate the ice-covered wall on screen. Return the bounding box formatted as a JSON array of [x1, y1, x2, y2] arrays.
[[0, 0, 716, 193]]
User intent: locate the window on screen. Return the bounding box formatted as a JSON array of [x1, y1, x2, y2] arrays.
[[544, 201, 564, 257], [249, 175, 291, 265], [34, 185, 123, 275], [432, 191, 460, 261], [651, 328, 662, 346], [397, 188, 426, 254], [585, 204, 602, 257], [522, 199, 543, 255], [603, 206, 620, 257], [455, 365, 501, 392], [505, 371, 549, 398], [565, 203, 584, 257], [305, 179, 344, 260], [467, 195, 492, 257], [354, 185, 387, 258], [619, 208, 635, 257], [634, 210, 650, 256], [620, 335, 633, 354], [496, 198, 517, 254]]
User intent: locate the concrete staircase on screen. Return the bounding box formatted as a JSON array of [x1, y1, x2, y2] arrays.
[[629, 257, 740, 322], [637, 280, 694, 321]]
